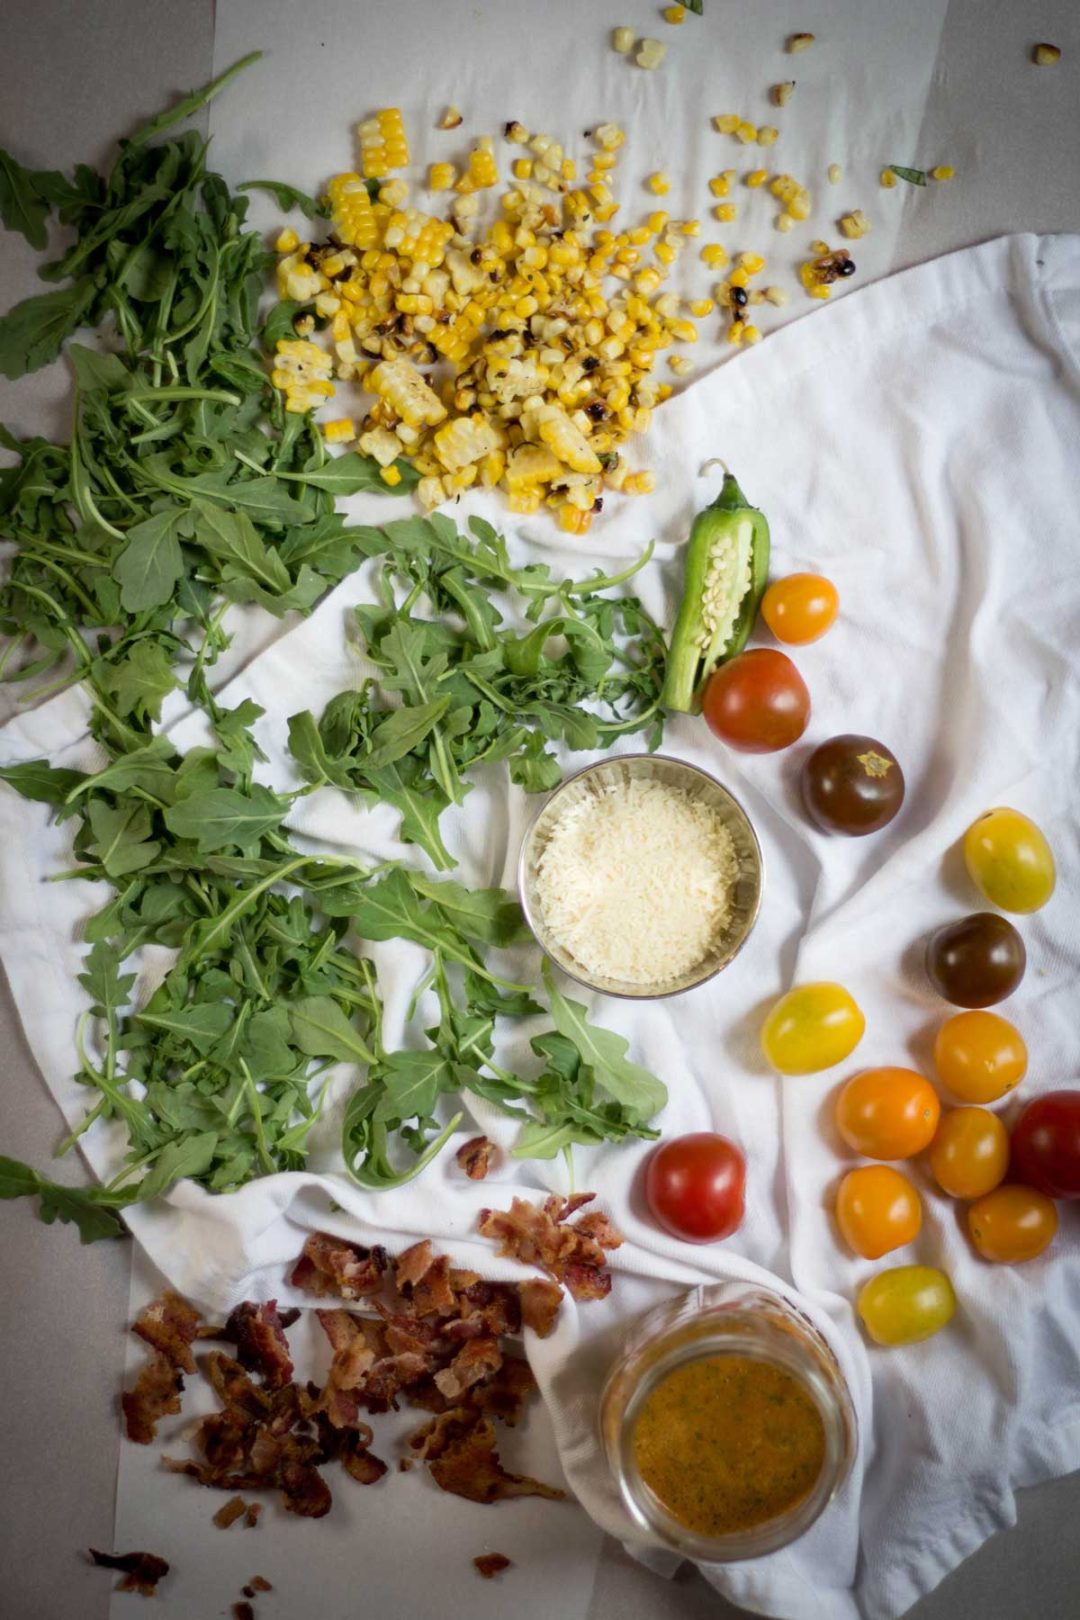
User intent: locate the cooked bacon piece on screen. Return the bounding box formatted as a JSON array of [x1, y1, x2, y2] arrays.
[[213, 1497, 247, 1529], [223, 1302, 294, 1390], [243, 1504, 262, 1529], [456, 1278, 521, 1337], [340, 1436, 389, 1486], [361, 1351, 432, 1412], [315, 1310, 377, 1428], [474, 1553, 512, 1579], [519, 1279, 563, 1339], [278, 1457, 333, 1518], [89, 1550, 170, 1596], [122, 1351, 184, 1444], [205, 1352, 271, 1421], [471, 1355, 536, 1427], [456, 1136, 497, 1180], [394, 1239, 435, 1290], [477, 1193, 621, 1301], [427, 1414, 565, 1505], [250, 1576, 273, 1593], [291, 1232, 388, 1300], [434, 1336, 502, 1401], [132, 1290, 202, 1373], [233, 1603, 254, 1620], [449, 1267, 482, 1292], [412, 1254, 456, 1318]]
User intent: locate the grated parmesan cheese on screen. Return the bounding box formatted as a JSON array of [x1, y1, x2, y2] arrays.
[[533, 777, 737, 985]]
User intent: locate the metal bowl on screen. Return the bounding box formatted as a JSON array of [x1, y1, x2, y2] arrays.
[[517, 753, 764, 1000]]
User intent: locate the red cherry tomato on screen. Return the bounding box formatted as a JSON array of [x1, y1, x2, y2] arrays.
[[702, 649, 810, 754], [645, 1132, 747, 1242], [1011, 1090, 1080, 1199]]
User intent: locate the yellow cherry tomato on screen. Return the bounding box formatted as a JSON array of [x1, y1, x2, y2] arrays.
[[857, 1265, 956, 1346], [933, 1010, 1027, 1103], [761, 572, 839, 645], [929, 1106, 1010, 1199], [968, 1184, 1058, 1263], [963, 807, 1055, 913], [836, 1165, 922, 1259], [760, 982, 865, 1075]]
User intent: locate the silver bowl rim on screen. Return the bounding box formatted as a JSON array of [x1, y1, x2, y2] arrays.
[[516, 751, 765, 1001]]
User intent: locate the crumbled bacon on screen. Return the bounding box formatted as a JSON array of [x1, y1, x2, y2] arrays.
[[213, 1497, 247, 1529], [89, 1550, 170, 1597], [474, 1553, 512, 1579], [122, 1351, 184, 1444], [394, 1239, 435, 1290], [477, 1193, 622, 1301], [244, 1503, 262, 1529], [425, 1413, 565, 1504], [224, 1301, 294, 1389], [290, 1233, 387, 1300], [250, 1576, 273, 1593], [456, 1135, 497, 1180], [434, 1336, 502, 1400], [519, 1279, 563, 1339], [233, 1603, 254, 1620], [132, 1290, 203, 1373], [471, 1356, 536, 1426]]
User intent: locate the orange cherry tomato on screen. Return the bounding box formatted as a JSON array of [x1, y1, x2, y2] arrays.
[[761, 573, 840, 645], [967, 1184, 1058, 1263], [835, 1067, 941, 1160], [928, 1107, 1010, 1199], [933, 1011, 1027, 1103], [835, 1165, 922, 1259]]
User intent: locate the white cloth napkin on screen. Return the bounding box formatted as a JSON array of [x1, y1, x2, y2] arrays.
[[2, 232, 1079, 1620]]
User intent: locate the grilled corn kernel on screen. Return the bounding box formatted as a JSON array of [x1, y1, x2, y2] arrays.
[[787, 32, 815, 51], [701, 243, 729, 269], [636, 38, 667, 69], [689, 298, 715, 317], [428, 162, 455, 191], [359, 108, 410, 178], [664, 5, 686, 21], [714, 202, 737, 222], [745, 169, 768, 188], [323, 418, 356, 444], [275, 226, 300, 253], [736, 121, 758, 143], [742, 324, 762, 345], [758, 126, 779, 147], [613, 25, 636, 53], [379, 464, 402, 486], [930, 165, 955, 181], [880, 167, 898, 188], [1033, 43, 1061, 66], [775, 212, 796, 232], [828, 163, 842, 184], [839, 208, 870, 238], [713, 114, 740, 134], [648, 172, 671, 195], [594, 123, 625, 150], [439, 106, 463, 130], [772, 81, 795, 106], [624, 470, 656, 494], [726, 321, 745, 346]]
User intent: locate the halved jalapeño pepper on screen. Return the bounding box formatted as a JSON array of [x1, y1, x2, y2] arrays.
[[661, 472, 771, 713]]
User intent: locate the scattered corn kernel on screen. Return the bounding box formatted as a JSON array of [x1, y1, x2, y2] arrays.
[[648, 172, 671, 195], [323, 418, 356, 444], [428, 162, 456, 192], [1033, 43, 1061, 66], [701, 243, 729, 269], [689, 298, 715, 317], [775, 212, 796, 232], [613, 25, 636, 52], [668, 355, 694, 376], [736, 121, 758, 143], [664, 5, 686, 21], [828, 163, 842, 184], [839, 208, 871, 238], [513, 158, 534, 180], [737, 252, 766, 273], [708, 175, 731, 197], [745, 169, 769, 188], [380, 464, 403, 486], [714, 202, 737, 222], [713, 114, 740, 134], [359, 108, 410, 179], [439, 106, 463, 130], [594, 123, 626, 150], [880, 167, 898, 188], [742, 324, 762, 345], [624, 470, 656, 494], [787, 32, 816, 52], [758, 126, 779, 147], [504, 121, 529, 144], [772, 81, 796, 106], [275, 226, 300, 254], [764, 284, 790, 306], [810, 239, 830, 255], [636, 37, 667, 69], [930, 165, 955, 181]]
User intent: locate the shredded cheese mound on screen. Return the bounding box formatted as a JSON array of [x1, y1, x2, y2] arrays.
[[533, 777, 738, 985]]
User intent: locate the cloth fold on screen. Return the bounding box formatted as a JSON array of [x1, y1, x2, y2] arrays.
[[2, 232, 1079, 1620]]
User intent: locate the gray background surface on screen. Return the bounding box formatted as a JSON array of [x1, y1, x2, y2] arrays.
[[2, 2, 1079, 1617]]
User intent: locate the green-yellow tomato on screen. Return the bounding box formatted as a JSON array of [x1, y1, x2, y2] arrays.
[[857, 1265, 957, 1346], [761, 981, 865, 1075], [963, 807, 1055, 914]]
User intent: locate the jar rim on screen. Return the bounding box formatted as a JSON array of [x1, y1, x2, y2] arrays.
[[609, 1310, 856, 1563]]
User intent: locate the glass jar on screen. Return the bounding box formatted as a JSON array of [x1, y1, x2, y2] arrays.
[[600, 1281, 857, 1563]]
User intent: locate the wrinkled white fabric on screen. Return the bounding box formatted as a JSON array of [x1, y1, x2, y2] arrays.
[[2, 233, 1079, 1620]]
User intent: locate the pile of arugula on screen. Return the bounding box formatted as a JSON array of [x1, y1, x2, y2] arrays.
[[0, 56, 669, 1241]]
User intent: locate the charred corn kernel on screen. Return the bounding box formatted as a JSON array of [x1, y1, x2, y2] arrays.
[[745, 169, 768, 188], [1033, 43, 1061, 66], [636, 37, 667, 69], [624, 470, 656, 494], [930, 165, 955, 181], [758, 126, 779, 147], [709, 174, 731, 197], [880, 167, 898, 188], [701, 243, 729, 269], [689, 298, 715, 316], [664, 4, 686, 21], [428, 162, 456, 191], [380, 465, 403, 486], [828, 163, 842, 184], [368, 357, 447, 427], [714, 202, 737, 222], [713, 114, 740, 134], [613, 25, 636, 53], [648, 172, 671, 195], [764, 285, 789, 305], [323, 418, 356, 444], [504, 120, 529, 144], [668, 354, 693, 376], [275, 226, 300, 253], [647, 209, 669, 233], [742, 324, 762, 345], [594, 123, 625, 151], [737, 252, 766, 273], [439, 106, 463, 130], [668, 318, 698, 343], [326, 173, 378, 250], [787, 32, 815, 51], [736, 121, 758, 143], [359, 109, 409, 178], [772, 81, 795, 106], [775, 211, 796, 232], [513, 158, 534, 180]]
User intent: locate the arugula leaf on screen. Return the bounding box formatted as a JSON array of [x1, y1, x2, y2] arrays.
[[134, 1131, 219, 1201], [365, 699, 452, 769], [96, 640, 178, 720], [275, 450, 419, 497], [511, 1120, 577, 1159], [239, 179, 327, 218], [0, 278, 99, 379], [542, 962, 668, 1124], [289, 995, 376, 1066], [408, 874, 531, 948], [113, 506, 188, 611], [0, 759, 87, 804], [191, 498, 292, 593], [163, 784, 287, 854], [0, 148, 52, 248], [888, 164, 928, 186], [0, 1156, 127, 1242], [85, 799, 161, 877], [69, 343, 130, 393], [135, 1001, 234, 1053]]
